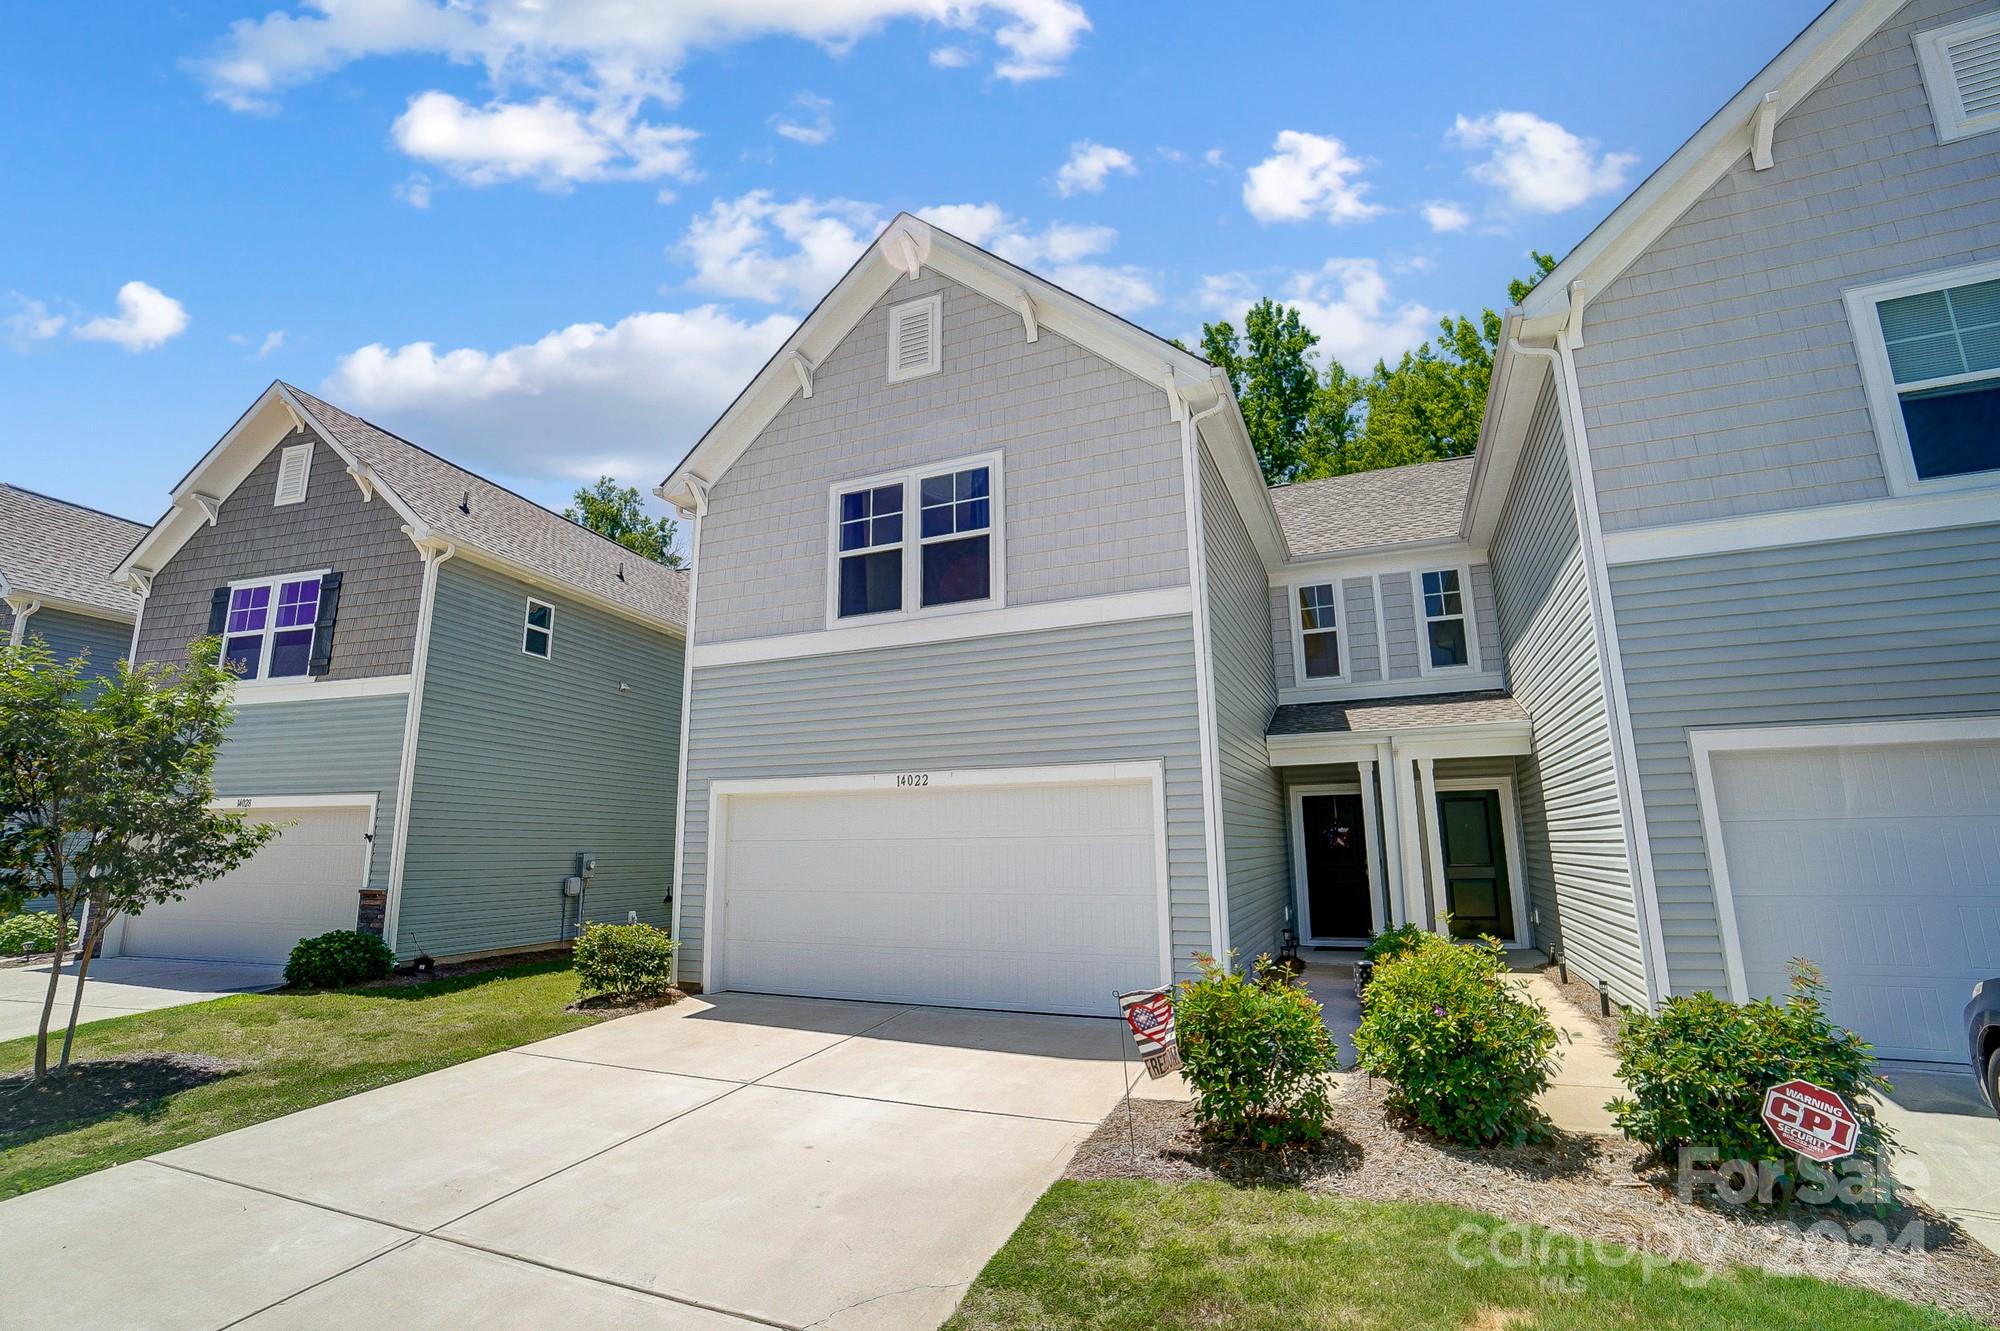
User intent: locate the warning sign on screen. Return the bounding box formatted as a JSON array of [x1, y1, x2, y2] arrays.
[[1118, 987, 1180, 1079], [1761, 1079, 1860, 1163]]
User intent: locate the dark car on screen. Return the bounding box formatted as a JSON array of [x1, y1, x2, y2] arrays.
[[1971, 980, 2000, 1116]]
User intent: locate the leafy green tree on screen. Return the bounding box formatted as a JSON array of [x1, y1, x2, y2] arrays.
[[565, 476, 683, 567], [1200, 300, 1360, 485], [0, 639, 276, 1077]]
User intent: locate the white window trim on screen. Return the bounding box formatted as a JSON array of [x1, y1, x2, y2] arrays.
[[884, 293, 943, 384], [1915, 11, 2000, 144], [823, 450, 1005, 629], [1843, 257, 2000, 498], [1431, 773, 1532, 947], [522, 597, 555, 658], [1287, 578, 1351, 686], [274, 441, 312, 507], [1289, 780, 1384, 945], [1411, 565, 1480, 677], [221, 569, 330, 685]]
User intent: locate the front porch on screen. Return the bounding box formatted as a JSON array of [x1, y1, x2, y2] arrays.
[[1265, 690, 1541, 951]]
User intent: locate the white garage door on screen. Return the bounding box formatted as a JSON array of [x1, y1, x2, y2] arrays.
[[714, 770, 1165, 1017], [1708, 739, 2000, 1062], [120, 804, 373, 965]]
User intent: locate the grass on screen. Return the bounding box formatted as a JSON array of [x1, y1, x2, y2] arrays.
[[0, 958, 604, 1198], [943, 1180, 1985, 1331]]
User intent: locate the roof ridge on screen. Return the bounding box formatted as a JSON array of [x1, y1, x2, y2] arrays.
[[1266, 453, 1476, 496], [0, 482, 147, 529]]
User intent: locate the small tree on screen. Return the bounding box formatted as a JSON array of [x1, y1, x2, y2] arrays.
[[565, 476, 683, 566], [0, 637, 276, 1077]]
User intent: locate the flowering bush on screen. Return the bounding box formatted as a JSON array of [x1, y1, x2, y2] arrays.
[[1175, 953, 1338, 1148]]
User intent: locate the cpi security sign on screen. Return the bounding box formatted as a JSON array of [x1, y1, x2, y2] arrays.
[[1761, 1079, 1860, 1163], [1118, 987, 1180, 1079]]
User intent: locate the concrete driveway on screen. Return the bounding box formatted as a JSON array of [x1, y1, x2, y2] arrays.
[[0, 957, 284, 1040], [0, 993, 1169, 1330], [1877, 1063, 2000, 1256]]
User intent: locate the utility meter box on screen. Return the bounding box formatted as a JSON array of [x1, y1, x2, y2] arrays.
[[562, 876, 583, 897]]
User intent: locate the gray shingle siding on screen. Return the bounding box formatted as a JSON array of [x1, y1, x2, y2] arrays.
[[134, 427, 426, 677], [1200, 445, 1288, 963], [18, 608, 128, 679], [1609, 521, 2000, 995], [1572, 0, 2000, 532], [692, 271, 1189, 646], [397, 558, 681, 960], [1489, 380, 1646, 1010], [1268, 576, 1385, 692], [676, 615, 1212, 985]]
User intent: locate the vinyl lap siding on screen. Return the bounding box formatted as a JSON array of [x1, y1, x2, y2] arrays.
[[1201, 446, 1287, 962], [20, 607, 129, 678], [678, 615, 1210, 984], [211, 694, 408, 888], [1610, 522, 2000, 995], [1489, 381, 1645, 1009], [398, 559, 681, 960]]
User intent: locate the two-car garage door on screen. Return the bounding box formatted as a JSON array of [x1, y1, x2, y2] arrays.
[[1704, 733, 2000, 1063], [711, 767, 1167, 1018]]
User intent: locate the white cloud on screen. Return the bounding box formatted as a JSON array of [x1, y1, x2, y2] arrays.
[[1241, 130, 1382, 225], [772, 91, 834, 146], [395, 173, 433, 209], [1054, 140, 1134, 196], [1200, 259, 1435, 371], [71, 281, 189, 352], [1422, 201, 1471, 233], [324, 304, 796, 487], [4, 295, 66, 347], [917, 202, 1157, 311], [680, 192, 883, 306], [391, 91, 695, 189], [929, 44, 973, 67], [1201, 147, 1224, 168], [1449, 110, 1636, 214], [258, 329, 286, 358]]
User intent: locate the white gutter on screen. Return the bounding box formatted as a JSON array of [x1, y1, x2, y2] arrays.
[[5, 597, 40, 648]]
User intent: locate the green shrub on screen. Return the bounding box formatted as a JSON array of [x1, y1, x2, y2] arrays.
[[1362, 923, 1429, 966], [1609, 961, 1893, 1204], [1353, 933, 1556, 1145], [573, 922, 678, 1000], [284, 930, 394, 989], [0, 911, 64, 955], [1175, 953, 1338, 1148]]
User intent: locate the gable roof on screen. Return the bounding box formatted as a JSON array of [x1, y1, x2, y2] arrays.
[[1267, 456, 1475, 559], [0, 484, 145, 620], [658, 213, 1289, 567], [117, 383, 686, 634]]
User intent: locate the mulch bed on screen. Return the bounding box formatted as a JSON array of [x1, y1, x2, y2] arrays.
[[1069, 1078, 2000, 1326], [351, 947, 577, 989], [564, 988, 688, 1017], [0, 1054, 240, 1134]]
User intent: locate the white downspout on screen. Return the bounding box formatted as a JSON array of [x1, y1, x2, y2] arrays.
[[1177, 383, 1232, 968], [5, 598, 40, 648], [383, 537, 455, 954], [662, 480, 706, 988]]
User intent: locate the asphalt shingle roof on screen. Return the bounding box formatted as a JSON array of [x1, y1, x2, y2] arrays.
[[1267, 455, 1474, 558], [0, 484, 146, 619], [283, 386, 688, 630], [1267, 690, 1528, 737]]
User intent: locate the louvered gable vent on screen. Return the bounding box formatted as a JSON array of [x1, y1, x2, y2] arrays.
[[886, 294, 941, 383], [274, 441, 312, 506], [1919, 12, 2000, 143]]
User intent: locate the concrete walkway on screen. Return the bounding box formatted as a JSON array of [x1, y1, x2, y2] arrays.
[[0, 993, 1155, 1331], [0, 957, 284, 1040]]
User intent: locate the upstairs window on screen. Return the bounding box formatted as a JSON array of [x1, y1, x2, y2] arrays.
[[829, 454, 1003, 625], [523, 599, 554, 658], [1916, 11, 2000, 144], [218, 573, 324, 680], [1417, 568, 1472, 673], [1846, 261, 2000, 494], [1295, 582, 1344, 681]]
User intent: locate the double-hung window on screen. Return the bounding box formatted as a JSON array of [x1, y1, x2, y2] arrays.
[[222, 572, 324, 681], [1846, 262, 2000, 493], [1416, 568, 1473, 673], [523, 599, 554, 658], [830, 454, 1002, 623], [1294, 582, 1344, 681]]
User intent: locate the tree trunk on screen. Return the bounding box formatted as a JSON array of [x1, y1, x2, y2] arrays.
[[57, 902, 110, 1071], [29, 889, 74, 1081]]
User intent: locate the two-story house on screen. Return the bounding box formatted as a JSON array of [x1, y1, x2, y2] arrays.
[[1, 483, 144, 674], [104, 383, 688, 968]]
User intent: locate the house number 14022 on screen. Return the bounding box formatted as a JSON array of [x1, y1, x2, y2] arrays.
[[895, 773, 930, 788]]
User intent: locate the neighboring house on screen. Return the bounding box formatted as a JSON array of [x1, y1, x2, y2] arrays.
[[104, 383, 687, 967], [0, 483, 144, 674]]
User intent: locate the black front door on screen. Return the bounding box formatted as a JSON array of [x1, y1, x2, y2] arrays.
[[1437, 789, 1514, 940], [1301, 792, 1371, 940]]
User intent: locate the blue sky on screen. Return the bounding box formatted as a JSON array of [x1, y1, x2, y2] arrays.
[[1, 0, 1829, 530]]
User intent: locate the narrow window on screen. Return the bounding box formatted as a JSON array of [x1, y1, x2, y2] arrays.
[[523, 599, 554, 658], [836, 484, 904, 617], [918, 465, 990, 608], [1296, 583, 1342, 680], [1872, 277, 2000, 483], [274, 442, 312, 506], [885, 295, 942, 383], [1420, 569, 1470, 670]]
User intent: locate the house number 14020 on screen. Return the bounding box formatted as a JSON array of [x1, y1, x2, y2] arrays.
[[895, 773, 930, 788]]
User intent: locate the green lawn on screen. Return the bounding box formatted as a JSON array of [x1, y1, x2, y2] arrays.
[[944, 1180, 1982, 1331], [0, 959, 603, 1198]]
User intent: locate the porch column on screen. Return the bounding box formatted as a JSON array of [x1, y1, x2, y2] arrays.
[[1392, 745, 1428, 928], [1370, 746, 1405, 928], [1417, 755, 1446, 933]]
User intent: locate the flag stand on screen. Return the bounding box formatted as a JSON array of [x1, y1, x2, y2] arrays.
[[1113, 990, 1138, 1164]]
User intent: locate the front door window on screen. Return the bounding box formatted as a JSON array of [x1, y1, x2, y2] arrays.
[[1300, 792, 1372, 941], [1437, 789, 1514, 941]]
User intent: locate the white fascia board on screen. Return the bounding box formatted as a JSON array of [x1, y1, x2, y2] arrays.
[[1189, 384, 1289, 566], [1522, 0, 1902, 333], [0, 591, 134, 625], [441, 541, 686, 640], [1462, 313, 1563, 549], [1272, 539, 1486, 586]]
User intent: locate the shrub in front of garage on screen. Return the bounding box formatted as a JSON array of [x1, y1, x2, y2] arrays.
[[1354, 932, 1557, 1146], [1609, 960, 1895, 1206], [284, 929, 395, 989], [573, 922, 678, 1002], [0, 910, 65, 957], [1175, 953, 1339, 1148]]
